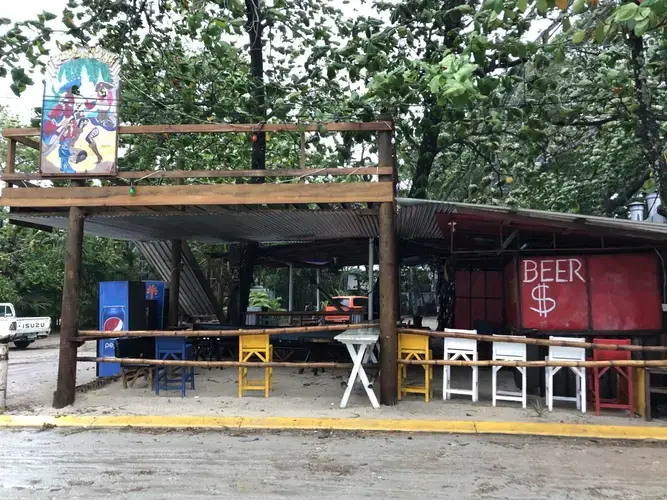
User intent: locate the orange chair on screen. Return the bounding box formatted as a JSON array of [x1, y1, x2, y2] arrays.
[[238, 334, 273, 398], [591, 338, 634, 416], [398, 333, 432, 402]]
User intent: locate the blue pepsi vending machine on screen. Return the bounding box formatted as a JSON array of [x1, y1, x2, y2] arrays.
[[97, 280, 166, 377]]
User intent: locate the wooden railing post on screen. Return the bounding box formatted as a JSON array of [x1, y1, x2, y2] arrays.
[[53, 205, 84, 408], [5, 139, 16, 174]]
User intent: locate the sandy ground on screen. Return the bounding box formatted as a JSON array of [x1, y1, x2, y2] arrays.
[[51, 366, 658, 426], [5, 335, 97, 412], [4, 335, 663, 428], [1, 427, 666, 499]]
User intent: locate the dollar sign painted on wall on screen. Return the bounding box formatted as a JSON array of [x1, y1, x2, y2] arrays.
[[530, 283, 556, 318]]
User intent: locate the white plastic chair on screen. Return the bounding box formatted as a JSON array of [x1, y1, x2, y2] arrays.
[[546, 336, 586, 413], [492, 335, 527, 408], [443, 328, 478, 402]]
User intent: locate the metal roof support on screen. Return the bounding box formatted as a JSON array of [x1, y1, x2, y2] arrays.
[[368, 237, 374, 321], [288, 264, 294, 312], [169, 239, 182, 327], [316, 268, 321, 311]]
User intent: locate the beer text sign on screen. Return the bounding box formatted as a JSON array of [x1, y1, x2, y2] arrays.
[[520, 257, 589, 330]]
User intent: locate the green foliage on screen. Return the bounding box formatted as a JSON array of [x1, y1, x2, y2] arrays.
[[0, 107, 147, 325], [248, 290, 284, 311]]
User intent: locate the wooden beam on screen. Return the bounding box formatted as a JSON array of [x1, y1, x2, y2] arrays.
[[52, 205, 84, 409], [11, 136, 39, 150], [1, 121, 393, 139], [0, 182, 394, 208], [8, 218, 54, 232], [0, 166, 392, 182], [500, 229, 518, 250]]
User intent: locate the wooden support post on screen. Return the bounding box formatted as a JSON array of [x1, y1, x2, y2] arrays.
[[316, 268, 321, 310], [53, 206, 84, 408], [379, 202, 397, 405], [5, 138, 16, 189], [378, 116, 397, 406], [169, 239, 182, 327], [300, 132, 306, 169]]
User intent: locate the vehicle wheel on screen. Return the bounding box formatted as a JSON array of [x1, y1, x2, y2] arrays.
[[13, 341, 33, 349]]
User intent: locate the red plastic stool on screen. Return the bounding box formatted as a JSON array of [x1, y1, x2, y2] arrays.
[[591, 338, 634, 416]]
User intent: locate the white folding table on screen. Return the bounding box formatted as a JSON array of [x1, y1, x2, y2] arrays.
[[334, 327, 380, 409]]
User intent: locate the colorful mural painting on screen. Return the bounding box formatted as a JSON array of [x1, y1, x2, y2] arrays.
[[40, 47, 121, 176]]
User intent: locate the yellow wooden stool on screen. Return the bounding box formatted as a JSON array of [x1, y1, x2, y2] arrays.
[[398, 333, 433, 402], [238, 334, 273, 398]]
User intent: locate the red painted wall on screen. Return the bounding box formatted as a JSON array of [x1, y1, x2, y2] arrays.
[[589, 254, 662, 331], [454, 270, 503, 330]]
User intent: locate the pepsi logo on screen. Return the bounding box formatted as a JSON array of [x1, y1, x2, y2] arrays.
[[103, 317, 124, 331]]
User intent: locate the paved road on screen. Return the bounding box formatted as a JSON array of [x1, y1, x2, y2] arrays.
[[1, 428, 665, 499], [6, 335, 97, 411]]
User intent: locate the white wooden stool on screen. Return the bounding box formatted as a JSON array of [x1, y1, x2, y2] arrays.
[[443, 328, 478, 402], [334, 328, 380, 409], [546, 336, 586, 413], [492, 335, 527, 408]]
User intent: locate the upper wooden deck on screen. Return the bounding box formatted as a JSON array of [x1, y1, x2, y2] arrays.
[[2, 121, 396, 211]]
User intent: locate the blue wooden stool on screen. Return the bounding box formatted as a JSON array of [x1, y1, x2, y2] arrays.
[[155, 337, 195, 398]]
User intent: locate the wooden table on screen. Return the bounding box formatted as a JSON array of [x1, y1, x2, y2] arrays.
[[334, 327, 380, 409]]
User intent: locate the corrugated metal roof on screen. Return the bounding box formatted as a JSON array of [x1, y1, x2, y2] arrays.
[[9, 209, 379, 243], [395, 198, 667, 242], [9, 199, 667, 245], [135, 240, 217, 318], [396, 202, 448, 239]]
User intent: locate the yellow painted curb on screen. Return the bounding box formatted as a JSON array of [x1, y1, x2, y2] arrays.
[[0, 414, 665, 440]]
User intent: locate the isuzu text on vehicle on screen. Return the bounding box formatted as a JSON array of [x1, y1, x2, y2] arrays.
[[0, 303, 51, 349]]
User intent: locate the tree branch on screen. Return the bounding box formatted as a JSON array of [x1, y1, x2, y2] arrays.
[[603, 168, 651, 214]]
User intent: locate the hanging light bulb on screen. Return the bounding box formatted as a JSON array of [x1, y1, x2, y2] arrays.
[[129, 183, 136, 196]]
